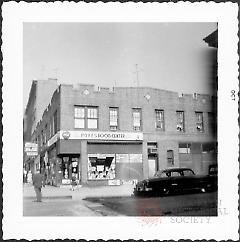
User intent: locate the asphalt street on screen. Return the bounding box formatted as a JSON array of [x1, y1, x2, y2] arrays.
[[23, 190, 217, 216], [84, 191, 218, 216]]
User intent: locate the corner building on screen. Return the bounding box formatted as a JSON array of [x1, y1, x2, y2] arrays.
[[31, 84, 217, 186]]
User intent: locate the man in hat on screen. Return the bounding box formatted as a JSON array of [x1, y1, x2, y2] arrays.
[[32, 170, 44, 202]]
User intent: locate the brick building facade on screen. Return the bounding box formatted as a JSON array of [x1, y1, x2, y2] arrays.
[[23, 79, 58, 174], [25, 82, 217, 186]]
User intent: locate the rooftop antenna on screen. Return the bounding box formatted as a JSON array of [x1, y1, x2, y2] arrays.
[[133, 64, 143, 105]]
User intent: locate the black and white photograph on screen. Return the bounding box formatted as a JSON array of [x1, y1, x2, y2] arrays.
[[22, 21, 218, 217], [2, 2, 239, 241]]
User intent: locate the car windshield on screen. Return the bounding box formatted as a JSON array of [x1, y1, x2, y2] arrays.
[[154, 169, 194, 177], [171, 171, 182, 177], [154, 171, 170, 177], [182, 169, 194, 176]]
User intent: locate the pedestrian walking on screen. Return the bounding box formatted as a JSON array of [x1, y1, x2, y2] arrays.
[[32, 170, 44, 202], [71, 174, 77, 191]]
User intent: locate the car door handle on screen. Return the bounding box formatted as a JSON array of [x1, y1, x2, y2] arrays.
[[171, 183, 178, 186]]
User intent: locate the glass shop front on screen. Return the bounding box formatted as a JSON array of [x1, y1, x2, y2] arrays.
[[87, 142, 143, 185]]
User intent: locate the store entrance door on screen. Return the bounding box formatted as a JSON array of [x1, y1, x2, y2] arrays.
[[61, 156, 80, 185], [148, 159, 157, 178]]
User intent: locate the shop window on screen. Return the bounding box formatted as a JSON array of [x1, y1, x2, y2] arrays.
[[62, 157, 70, 179], [179, 143, 191, 154], [208, 112, 216, 134], [109, 107, 118, 131], [88, 154, 116, 180], [196, 112, 204, 132], [202, 143, 215, 153], [132, 108, 142, 131], [155, 109, 164, 130], [176, 111, 185, 132], [167, 150, 174, 165], [71, 158, 78, 175]]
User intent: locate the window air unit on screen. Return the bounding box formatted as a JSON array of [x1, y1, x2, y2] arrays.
[[148, 148, 158, 154]]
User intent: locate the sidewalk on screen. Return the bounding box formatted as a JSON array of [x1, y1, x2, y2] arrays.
[[23, 183, 135, 201]]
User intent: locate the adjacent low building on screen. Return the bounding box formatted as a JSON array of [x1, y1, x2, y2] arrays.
[[25, 82, 217, 186]]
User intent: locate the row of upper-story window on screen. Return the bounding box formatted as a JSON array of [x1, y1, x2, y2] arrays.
[[33, 106, 216, 146], [74, 106, 216, 133], [34, 110, 58, 146]]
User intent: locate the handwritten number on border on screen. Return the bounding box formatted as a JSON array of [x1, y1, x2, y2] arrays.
[[231, 90, 236, 101]]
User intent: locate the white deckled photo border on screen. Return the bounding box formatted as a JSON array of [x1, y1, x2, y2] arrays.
[[2, 2, 239, 240]]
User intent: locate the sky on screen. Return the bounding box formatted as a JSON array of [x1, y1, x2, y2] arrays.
[[23, 22, 217, 109]]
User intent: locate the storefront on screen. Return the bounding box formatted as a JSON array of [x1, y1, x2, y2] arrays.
[[46, 130, 144, 186], [87, 142, 143, 185]]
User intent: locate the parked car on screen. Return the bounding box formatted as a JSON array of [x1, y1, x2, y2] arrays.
[[133, 167, 217, 196]]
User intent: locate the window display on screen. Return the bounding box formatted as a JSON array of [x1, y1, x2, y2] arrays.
[[88, 154, 116, 180]]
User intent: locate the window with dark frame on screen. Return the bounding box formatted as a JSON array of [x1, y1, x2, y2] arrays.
[[202, 142, 216, 153], [44, 124, 47, 144], [167, 150, 174, 165], [41, 130, 44, 146], [87, 107, 98, 129], [178, 143, 191, 153], [51, 116, 54, 136], [155, 109, 164, 130], [132, 108, 142, 131], [109, 107, 118, 131], [176, 111, 185, 132], [49, 121, 52, 138], [195, 111, 204, 132], [74, 106, 85, 128], [53, 110, 58, 134], [74, 106, 98, 129]]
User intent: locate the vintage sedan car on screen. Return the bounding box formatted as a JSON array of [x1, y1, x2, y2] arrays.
[[133, 167, 217, 196]]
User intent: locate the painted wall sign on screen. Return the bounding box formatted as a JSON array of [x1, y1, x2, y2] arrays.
[[59, 130, 143, 141], [24, 142, 38, 152], [46, 130, 143, 147]]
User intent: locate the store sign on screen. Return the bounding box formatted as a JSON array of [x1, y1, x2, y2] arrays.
[[25, 142, 38, 152], [26, 151, 38, 156], [60, 130, 143, 141], [47, 132, 60, 147], [108, 180, 121, 186], [25, 142, 38, 156]]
